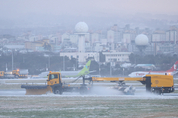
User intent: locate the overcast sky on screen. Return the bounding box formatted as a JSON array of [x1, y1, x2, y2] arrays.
[[1, 0, 178, 19]]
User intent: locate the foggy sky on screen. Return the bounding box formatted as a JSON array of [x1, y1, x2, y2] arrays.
[[1, 0, 178, 19]]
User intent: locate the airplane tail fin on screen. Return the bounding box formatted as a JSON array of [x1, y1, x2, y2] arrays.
[[167, 61, 178, 71], [66, 60, 91, 78], [78, 60, 91, 75]]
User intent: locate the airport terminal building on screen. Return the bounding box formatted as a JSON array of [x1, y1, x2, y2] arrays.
[[60, 51, 131, 63]]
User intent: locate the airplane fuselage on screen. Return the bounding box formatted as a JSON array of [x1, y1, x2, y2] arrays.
[[128, 71, 175, 77], [128, 61, 178, 77]]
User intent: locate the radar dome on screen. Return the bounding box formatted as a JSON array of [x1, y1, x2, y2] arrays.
[[75, 22, 88, 33], [135, 34, 149, 45]]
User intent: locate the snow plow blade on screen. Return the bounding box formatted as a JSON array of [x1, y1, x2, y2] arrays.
[[21, 85, 52, 95]]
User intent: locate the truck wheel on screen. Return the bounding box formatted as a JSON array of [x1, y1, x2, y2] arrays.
[[80, 87, 87, 95], [59, 90, 63, 95], [154, 90, 161, 95], [54, 88, 63, 95]]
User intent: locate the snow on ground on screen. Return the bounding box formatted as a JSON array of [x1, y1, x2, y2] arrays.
[[0, 88, 178, 100], [1, 77, 178, 100]]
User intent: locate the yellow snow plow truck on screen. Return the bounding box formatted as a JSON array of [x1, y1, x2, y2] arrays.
[[21, 71, 91, 95], [0, 69, 28, 79], [21, 71, 174, 95]]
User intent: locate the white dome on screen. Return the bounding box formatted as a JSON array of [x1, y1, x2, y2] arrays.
[[135, 34, 149, 45], [75, 22, 88, 33]]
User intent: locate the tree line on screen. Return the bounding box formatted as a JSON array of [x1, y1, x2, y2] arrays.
[[0, 51, 177, 75]]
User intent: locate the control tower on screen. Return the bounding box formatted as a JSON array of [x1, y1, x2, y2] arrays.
[[75, 22, 88, 53]]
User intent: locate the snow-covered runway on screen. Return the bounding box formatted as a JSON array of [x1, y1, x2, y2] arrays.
[[1, 89, 178, 99]]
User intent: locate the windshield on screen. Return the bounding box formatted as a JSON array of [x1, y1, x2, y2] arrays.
[[49, 74, 58, 80]]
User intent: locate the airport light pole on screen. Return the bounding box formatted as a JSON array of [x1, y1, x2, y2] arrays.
[[46, 64, 48, 71], [76, 58, 78, 71], [63, 55, 65, 71], [110, 52, 112, 76], [110, 62, 112, 76], [99, 62, 100, 75], [12, 50, 13, 71], [48, 56, 50, 70], [123, 68, 125, 76], [98, 53, 101, 76], [6, 63, 8, 71]]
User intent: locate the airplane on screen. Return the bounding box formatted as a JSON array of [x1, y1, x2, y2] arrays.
[[128, 61, 178, 77], [120, 63, 132, 68], [38, 60, 93, 78]]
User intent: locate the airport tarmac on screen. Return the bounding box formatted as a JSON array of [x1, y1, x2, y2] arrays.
[[0, 88, 178, 97], [0, 77, 178, 97]]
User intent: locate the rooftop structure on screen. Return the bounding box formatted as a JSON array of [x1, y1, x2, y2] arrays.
[[75, 22, 88, 33], [135, 34, 149, 46], [135, 34, 149, 55], [75, 22, 89, 53]]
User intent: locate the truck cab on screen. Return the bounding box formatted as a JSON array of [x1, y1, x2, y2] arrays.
[[47, 72, 63, 94], [47, 72, 62, 86]]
